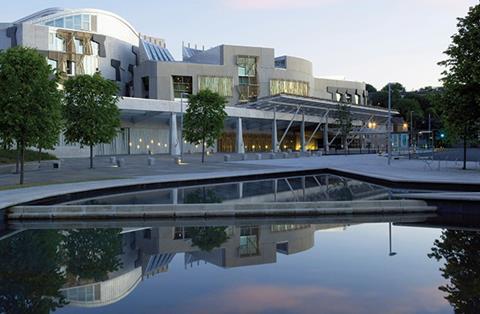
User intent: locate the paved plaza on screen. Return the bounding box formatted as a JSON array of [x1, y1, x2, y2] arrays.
[[0, 153, 480, 210]]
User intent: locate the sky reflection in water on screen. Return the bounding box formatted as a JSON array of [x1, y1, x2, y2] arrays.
[[1, 220, 474, 314]]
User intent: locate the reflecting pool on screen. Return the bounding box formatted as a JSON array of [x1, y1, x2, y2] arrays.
[[1, 215, 478, 314]]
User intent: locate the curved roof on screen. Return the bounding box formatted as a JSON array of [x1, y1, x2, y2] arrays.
[[15, 7, 139, 38]]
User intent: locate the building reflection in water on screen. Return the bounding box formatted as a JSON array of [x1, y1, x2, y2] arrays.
[[58, 223, 344, 309], [69, 174, 391, 206]]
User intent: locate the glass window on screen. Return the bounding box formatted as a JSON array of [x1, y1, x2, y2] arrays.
[[48, 33, 66, 52], [45, 21, 54, 27], [82, 14, 91, 31], [237, 56, 256, 77], [198, 76, 233, 97], [270, 79, 309, 96], [47, 59, 57, 70], [172, 76, 192, 99], [65, 16, 74, 29], [74, 38, 84, 54], [54, 18, 64, 28], [73, 15, 82, 30], [91, 41, 99, 56]]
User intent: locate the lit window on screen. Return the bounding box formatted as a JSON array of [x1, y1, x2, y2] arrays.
[[270, 79, 309, 96], [198, 76, 233, 97], [172, 76, 193, 98]]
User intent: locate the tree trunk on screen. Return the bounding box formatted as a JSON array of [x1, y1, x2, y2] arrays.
[[15, 143, 20, 174], [38, 147, 42, 164], [463, 127, 467, 170], [90, 145, 94, 169], [19, 142, 25, 185], [201, 139, 205, 163]]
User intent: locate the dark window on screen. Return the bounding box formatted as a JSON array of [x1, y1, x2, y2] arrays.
[[66, 60, 75, 76], [142, 76, 149, 99], [172, 76, 192, 98], [143, 229, 152, 239]]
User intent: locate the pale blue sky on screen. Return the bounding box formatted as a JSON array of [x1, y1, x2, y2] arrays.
[[2, 0, 477, 90]]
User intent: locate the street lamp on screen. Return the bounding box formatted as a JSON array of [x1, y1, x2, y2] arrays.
[[387, 83, 392, 165]]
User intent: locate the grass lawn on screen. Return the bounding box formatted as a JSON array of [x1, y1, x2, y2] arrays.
[[0, 149, 57, 164]]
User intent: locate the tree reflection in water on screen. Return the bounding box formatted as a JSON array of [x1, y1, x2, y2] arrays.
[[0, 228, 123, 314], [429, 229, 480, 314], [0, 230, 67, 314], [187, 227, 229, 252], [63, 228, 123, 282]]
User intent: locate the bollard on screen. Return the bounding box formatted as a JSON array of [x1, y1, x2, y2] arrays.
[[116, 158, 125, 167], [110, 156, 117, 164], [282, 152, 289, 159], [224, 154, 231, 162], [269, 153, 276, 159], [148, 157, 155, 166], [255, 154, 262, 160], [241, 154, 248, 161]]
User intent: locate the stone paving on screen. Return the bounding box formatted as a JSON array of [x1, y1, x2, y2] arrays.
[[1, 153, 480, 210]]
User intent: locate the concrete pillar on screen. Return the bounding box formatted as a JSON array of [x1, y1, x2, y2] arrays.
[[324, 114, 329, 154], [272, 107, 278, 152], [170, 113, 180, 156], [238, 182, 243, 199], [171, 188, 178, 205], [301, 113, 306, 152], [236, 117, 245, 154], [273, 179, 278, 202]]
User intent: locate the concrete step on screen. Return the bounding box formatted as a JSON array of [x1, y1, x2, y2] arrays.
[[8, 200, 437, 220]]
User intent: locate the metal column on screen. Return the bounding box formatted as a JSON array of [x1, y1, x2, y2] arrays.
[[272, 107, 278, 152], [323, 112, 329, 154], [301, 113, 306, 152]]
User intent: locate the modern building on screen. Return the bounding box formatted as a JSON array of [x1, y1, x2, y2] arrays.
[[0, 8, 398, 158]]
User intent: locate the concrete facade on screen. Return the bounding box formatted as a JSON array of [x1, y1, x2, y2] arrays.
[[1, 7, 396, 158]]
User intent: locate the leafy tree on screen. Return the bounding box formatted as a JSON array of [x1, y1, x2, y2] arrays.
[[186, 227, 229, 252], [63, 73, 120, 169], [438, 5, 480, 170], [0, 47, 63, 184], [365, 83, 377, 94], [429, 230, 480, 313], [63, 229, 122, 282], [336, 104, 353, 153], [0, 230, 67, 314], [183, 89, 227, 163]]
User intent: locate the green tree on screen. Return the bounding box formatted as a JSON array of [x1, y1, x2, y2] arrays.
[[438, 5, 480, 170], [183, 89, 227, 163], [0, 230, 67, 314], [63, 229, 122, 282], [0, 47, 63, 184], [336, 104, 353, 153], [63, 73, 120, 169], [186, 227, 230, 252], [429, 230, 480, 313]]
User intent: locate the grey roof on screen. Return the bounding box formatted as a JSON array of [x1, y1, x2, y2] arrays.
[[142, 40, 175, 62], [238, 94, 399, 119]]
